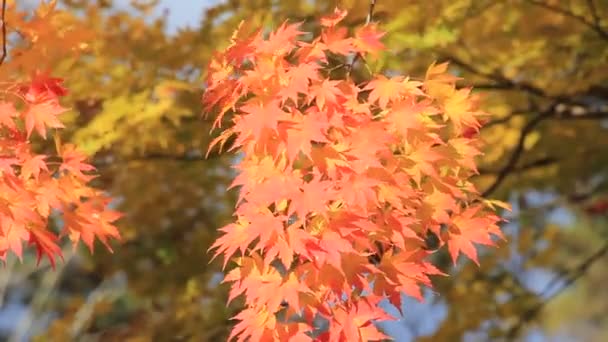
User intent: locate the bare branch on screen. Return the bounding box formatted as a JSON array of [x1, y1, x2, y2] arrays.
[[586, 0, 601, 27], [444, 54, 592, 107], [93, 151, 216, 168], [478, 156, 557, 175], [506, 241, 608, 339], [557, 110, 608, 121], [482, 107, 554, 197], [0, 0, 6, 67], [347, 0, 377, 74], [523, 0, 608, 40], [365, 0, 377, 26]]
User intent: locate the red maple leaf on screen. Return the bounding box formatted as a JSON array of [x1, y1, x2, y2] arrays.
[[447, 206, 504, 265], [320, 8, 348, 27], [354, 24, 385, 55], [23, 101, 65, 139]]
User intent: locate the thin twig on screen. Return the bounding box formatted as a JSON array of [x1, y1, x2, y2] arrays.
[[586, 0, 601, 27], [505, 241, 608, 339], [347, 0, 377, 74], [478, 156, 557, 175], [523, 0, 608, 40], [0, 0, 6, 66], [444, 53, 590, 107], [365, 0, 377, 26], [482, 106, 553, 197]]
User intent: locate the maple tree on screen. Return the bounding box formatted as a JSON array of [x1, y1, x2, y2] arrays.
[[0, 0, 603, 341], [203, 8, 505, 341], [0, 1, 120, 267]]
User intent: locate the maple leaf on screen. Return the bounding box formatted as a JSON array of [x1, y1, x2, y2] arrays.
[[64, 200, 122, 253], [256, 21, 304, 56], [327, 301, 393, 342], [0, 157, 19, 175], [20, 154, 48, 180], [345, 120, 394, 172], [59, 144, 96, 181], [316, 231, 356, 272], [447, 206, 504, 265], [0, 102, 18, 129], [34, 176, 63, 217], [446, 137, 482, 172], [338, 172, 381, 212], [309, 79, 343, 110], [280, 108, 329, 161], [309, 143, 352, 180], [289, 176, 335, 220], [320, 8, 348, 27], [295, 38, 328, 64], [233, 100, 289, 143], [353, 24, 385, 55], [23, 101, 65, 139], [278, 62, 320, 104], [384, 99, 436, 138], [273, 272, 312, 313], [28, 226, 62, 268], [236, 204, 287, 254], [230, 155, 299, 205], [443, 87, 481, 131], [0, 219, 31, 261], [229, 306, 277, 341], [423, 62, 461, 101], [224, 21, 260, 66], [321, 26, 354, 56], [285, 223, 319, 262], [20, 71, 68, 102], [365, 75, 424, 109]]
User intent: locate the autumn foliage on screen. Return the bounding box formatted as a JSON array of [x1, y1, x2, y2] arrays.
[[204, 8, 505, 341], [0, 71, 121, 266]]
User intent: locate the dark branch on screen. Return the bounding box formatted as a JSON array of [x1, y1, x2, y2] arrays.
[[557, 110, 608, 121], [0, 0, 6, 67], [93, 147, 230, 168], [445, 54, 545, 98], [482, 106, 554, 197], [347, 0, 377, 74], [506, 241, 608, 339], [523, 0, 608, 41], [478, 156, 557, 175], [481, 106, 541, 129], [444, 54, 591, 107], [365, 0, 377, 25], [586, 0, 601, 27]]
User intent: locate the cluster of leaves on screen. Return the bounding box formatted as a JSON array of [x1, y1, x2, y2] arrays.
[[204, 9, 505, 341], [0, 72, 120, 266], [21, 0, 604, 340]]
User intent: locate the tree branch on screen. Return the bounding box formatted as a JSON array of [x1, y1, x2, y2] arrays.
[[482, 106, 554, 197], [478, 156, 557, 175], [586, 0, 602, 28], [445, 54, 546, 98], [506, 241, 608, 339], [444, 54, 591, 107], [557, 109, 608, 121], [347, 0, 377, 73], [523, 0, 608, 41], [0, 0, 6, 67], [365, 0, 377, 26], [93, 151, 220, 168]]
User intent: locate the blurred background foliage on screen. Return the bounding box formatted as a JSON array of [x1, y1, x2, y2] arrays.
[[1, 0, 607, 341]]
